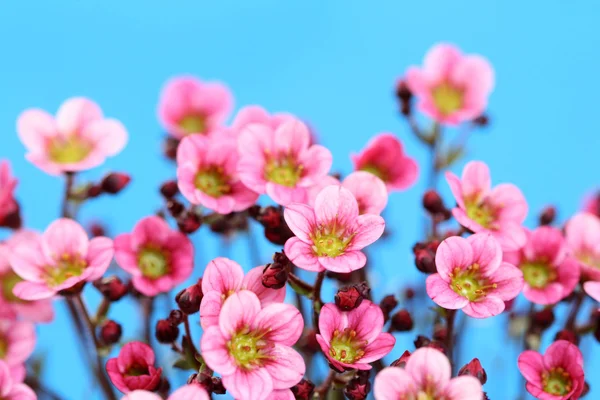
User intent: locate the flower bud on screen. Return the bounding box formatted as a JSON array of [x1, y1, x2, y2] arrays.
[[344, 370, 371, 400], [101, 172, 131, 194], [422, 190, 447, 215], [94, 276, 129, 302], [177, 211, 202, 234], [473, 114, 489, 127], [1, 205, 22, 230], [404, 287, 415, 300], [262, 252, 291, 289], [291, 379, 315, 400], [89, 222, 106, 237], [163, 137, 179, 160], [390, 350, 411, 368], [155, 319, 179, 343], [539, 206, 556, 226], [390, 309, 413, 332], [250, 206, 294, 245], [176, 280, 203, 314], [414, 335, 431, 349], [100, 320, 122, 345], [554, 329, 579, 345], [335, 283, 370, 311], [458, 358, 487, 385], [160, 180, 179, 199], [87, 184, 103, 198], [413, 241, 440, 274], [396, 80, 413, 102], [379, 295, 398, 322], [433, 324, 447, 342], [168, 310, 184, 326], [167, 199, 185, 217], [531, 308, 555, 331]]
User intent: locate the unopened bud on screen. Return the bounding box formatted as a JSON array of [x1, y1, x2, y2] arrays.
[[344, 370, 371, 400], [155, 319, 179, 343], [555, 329, 579, 345], [163, 137, 179, 161], [291, 379, 315, 400], [390, 350, 411, 368], [422, 190, 447, 215], [160, 180, 179, 199], [390, 309, 413, 332], [177, 211, 202, 234], [458, 358, 487, 385], [335, 283, 370, 311], [380, 295, 398, 322], [100, 320, 122, 345], [93, 276, 129, 302], [168, 310, 184, 325], [262, 252, 291, 289], [101, 172, 131, 194], [176, 280, 203, 314], [539, 206, 557, 226]]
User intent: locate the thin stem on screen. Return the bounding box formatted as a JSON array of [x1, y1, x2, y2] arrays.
[[444, 309, 457, 366], [94, 298, 110, 324], [288, 271, 315, 293], [291, 265, 307, 321], [312, 271, 326, 332], [141, 296, 154, 345], [566, 290, 585, 330], [183, 314, 200, 357], [314, 370, 335, 399], [61, 172, 75, 218]]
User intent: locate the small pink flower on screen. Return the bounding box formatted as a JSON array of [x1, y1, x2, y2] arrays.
[[106, 341, 163, 394], [306, 175, 341, 207], [201, 290, 305, 400], [373, 347, 482, 400], [582, 191, 600, 217], [17, 97, 128, 175], [446, 161, 528, 251], [10, 218, 114, 300], [231, 105, 293, 132], [0, 231, 54, 323], [504, 227, 579, 305], [114, 216, 193, 297], [0, 361, 36, 400], [284, 185, 385, 273], [405, 43, 494, 125], [158, 76, 233, 138], [351, 133, 418, 192], [518, 340, 585, 399], [121, 384, 210, 400], [176, 135, 259, 214], [200, 257, 286, 329], [426, 233, 523, 318], [316, 300, 395, 371], [584, 281, 600, 303], [237, 119, 333, 205], [565, 212, 600, 280], [0, 160, 18, 225], [0, 319, 36, 376]]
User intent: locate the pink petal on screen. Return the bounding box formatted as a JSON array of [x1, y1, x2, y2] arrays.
[[523, 283, 564, 306], [318, 303, 346, 343], [202, 257, 244, 295], [524, 227, 566, 266], [55, 97, 103, 135], [199, 291, 224, 329], [122, 391, 162, 400], [347, 214, 385, 251], [13, 281, 56, 301], [443, 376, 483, 400], [488, 183, 528, 223], [426, 274, 469, 310], [86, 236, 114, 281], [265, 389, 294, 400], [466, 233, 502, 276], [41, 218, 89, 261], [494, 221, 527, 252], [544, 340, 583, 368], [359, 333, 396, 363], [113, 234, 141, 275], [273, 119, 309, 156], [462, 296, 505, 318], [242, 266, 286, 306], [283, 204, 316, 243], [584, 281, 600, 302], [461, 161, 491, 201], [314, 186, 358, 227], [266, 183, 307, 206], [423, 43, 463, 81], [283, 237, 323, 272], [318, 251, 366, 273], [297, 145, 333, 186], [9, 241, 45, 282], [168, 385, 210, 400], [264, 345, 305, 389], [237, 123, 274, 158], [491, 262, 523, 301], [565, 213, 600, 252], [200, 326, 237, 376], [131, 216, 170, 249], [231, 105, 271, 130], [7, 383, 37, 400], [517, 350, 545, 386], [452, 208, 484, 233], [253, 303, 303, 346], [221, 368, 273, 400], [342, 171, 388, 215], [219, 290, 261, 336], [451, 55, 494, 95], [16, 109, 58, 153], [374, 367, 416, 400], [405, 67, 430, 95], [405, 347, 451, 389], [347, 300, 385, 343], [434, 236, 474, 280], [176, 135, 208, 166], [445, 171, 465, 209], [83, 119, 128, 156]]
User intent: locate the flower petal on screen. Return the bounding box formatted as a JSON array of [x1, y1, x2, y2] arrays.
[[284, 237, 322, 272], [374, 367, 416, 400], [219, 290, 261, 337], [253, 303, 304, 346], [264, 345, 305, 389], [405, 347, 451, 389], [242, 266, 286, 306], [347, 214, 385, 251], [443, 376, 483, 400], [462, 296, 505, 318], [425, 274, 469, 310], [461, 161, 491, 201], [314, 186, 358, 227], [283, 203, 316, 242], [56, 97, 103, 134], [200, 326, 237, 376], [221, 367, 273, 400], [202, 257, 244, 295], [318, 251, 366, 273], [434, 236, 474, 279], [466, 233, 502, 276]]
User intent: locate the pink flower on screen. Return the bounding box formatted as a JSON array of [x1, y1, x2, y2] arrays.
[[351, 133, 418, 192], [17, 97, 128, 175], [114, 216, 193, 297], [200, 257, 286, 329], [426, 233, 523, 318], [504, 227, 579, 305], [584, 281, 600, 303], [306, 175, 341, 207], [374, 347, 483, 400], [405, 43, 494, 125], [0, 361, 36, 400], [0, 160, 18, 225], [0, 231, 54, 323], [446, 161, 528, 251], [201, 290, 305, 400], [0, 319, 36, 378], [518, 340, 585, 399], [10, 218, 113, 300], [283, 185, 385, 273], [316, 300, 395, 371], [158, 76, 233, 138], [231, 105, 293, 132], [565, 212, 600, 280], [106, 341, 163, 394], [121, 385, 210, 400], [176, 134, 259, 214], [582, 191, 599, 217], [237, 119, 333, 205]]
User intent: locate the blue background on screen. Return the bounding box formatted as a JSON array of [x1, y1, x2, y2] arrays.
[[1, 1, 600, 399]]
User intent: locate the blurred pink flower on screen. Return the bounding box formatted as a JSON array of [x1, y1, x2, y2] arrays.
[[0, 360, 36, 400], [231, 105, 293, 132], [0, 230, 54, 323], [266, 389, 294, 400], [426, 233, 523, 318], [237, 119, 332, 205], [10, 218, 113, 300], [106, 341, 163, 394], [405, 43, 494, 125], [565, 212, 600, 280], [201, 290, 305, 400], [0, 161, 18, 226], [158, 76, 233, 138], [120, 384, 209, 400], [177, 134, 258, 214], [446, 161, 528, 251], [114, 216, 193, 297], [504, 227, 579, 305], [584, 281, 600, 303], [351, 133, 418, 192], [518, 340, 585, 399], [200, 257, 285, 329], [374, 347, 482, 400], [316, 300, 395, 371], [0, 319, 36, 378], [284, 185, 385, 273], [17, 97, 128, 175]]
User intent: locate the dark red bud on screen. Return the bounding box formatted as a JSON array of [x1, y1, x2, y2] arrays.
[[155, 319, 179, 343], [554, 329, 579, 345], [390, 309, 414, 332], [262, 265, 288, 290], [433, 324, 447, 342], [335, 283, 370, 311], [291, 379, 315, 400], [396, 80, 412, 102], [167, 199, 185, 217], [390, 350, 412, 367], [89, 223, 106, 237], [176, 280, 203, 314], [380, 295, 398, 322], [87, 184, 103, 198], [163, 137, 180, 161], [344, 370, 371, 400], [100, 320, 122, 345], [531, 308, 555, 331], [404, 287, 416, 300], [101, 172, 131, 194], [177, 211, 202, 234], [539, 206, 557, 226], [160, 180, 179, 199], [422, 190, 447, 215], [0, 202, 22, 230], [414, 335, 431, 349], [473, 114, 489, 127], [458, 358, 487, 385], [168, 310, 184, 325], [93, 276, 129, 302]]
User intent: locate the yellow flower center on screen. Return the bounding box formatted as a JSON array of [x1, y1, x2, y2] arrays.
[[432, 83, 463, 116], [0, 336, 7, 359], [265, 157, 303, 187], [1, 271, 25, 303], [450, 264, 497, 302], [179, 114, 207, 135], [521, 261, 556, 289], [227, 327, 271, 370], [329, 328, 366, 364], [44, 253, 87, 287], [542, 367, 572, 396], [194, 167, 231, 198], [138, 248, 169, 279], [465, 200, 495, 228], [48, 136, 92, 164], [360, 164, 388, 182]]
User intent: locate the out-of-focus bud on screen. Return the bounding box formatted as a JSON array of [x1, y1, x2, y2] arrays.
[[422, 190, 447, 215], [1, 204, 22, 230], [163, 137, 180, 161], [531, 308, 555, 331], [396, 80, 412, 102], [249, 205, 294, 245], [177, 211, 202, 234], [414, 335, 431, 349], [413, 240, 440, 274], [344, 370, 371, 400], [379, 295, 398, 322], [458, 358, 487, 385], [89, 222, 106, 237], [433, 324, 447, 342], [555, 329, 579, 345], [390, 350, 411, 368], [539, 206, 557, 226], [100, 320, 122, 345], [168, 310, 184, 326], [87, 184, 103, 198], [390, 309, 414, 332], [101, 172, 131, 194], [335, 282, 370, 311], [167, 199, 185, 217], [160, 180, 179, 199], [473, 114, 489, 127], [291, 379, 315, 400], [93, 276, 129, 302], [262, 252, 291, 289], [404, 287, 415, 300], [155, 319, 179, 343], [176, 279, 203, 314]]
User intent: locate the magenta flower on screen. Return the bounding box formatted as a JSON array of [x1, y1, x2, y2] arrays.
[[200, 257, 286, 329], [10, 218, 113, 300], [201, 290, 305, 400], [121, 385, 209, 400], [17, 97, 128, 175], [0, 231, 54, 323], [518, 340, 585, 399], [176, 135, 259, 214], [283, 185, 385, 273], [231, 105, 293, 132], [446, 161, 528, 251], [565, 212, 600, 280], [426, 233, 523, 318], [504, 227, 579, 305], [405, 43, 494, 125], [0, 319, 36, 381], [158, 76, 233, 138], [0, 161, 18, 226], [316, 300, 395, 371], [0, 361, 36, 400], [106, 341, 163, 394], [351, 133, 418, 192], [237, 119, 333, 205], [114, 216, 193, 297], [374, 347, 483, 400], [584, 281, 600, 303]]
